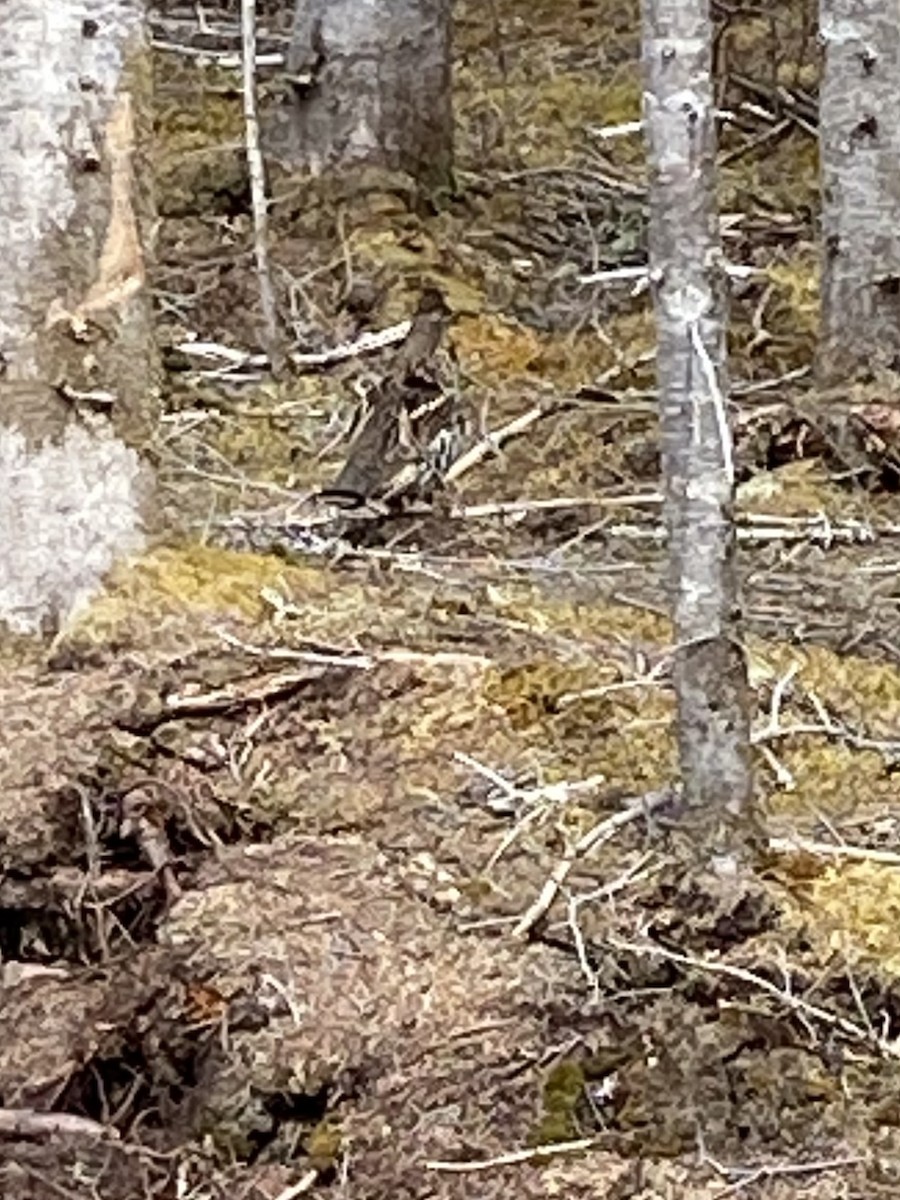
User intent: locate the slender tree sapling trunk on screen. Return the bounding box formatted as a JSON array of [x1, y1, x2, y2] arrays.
[[642, 0, 758, 872], [818, 0, 900, 383]]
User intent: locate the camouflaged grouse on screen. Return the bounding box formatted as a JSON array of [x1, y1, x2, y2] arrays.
[[320, 287, 465, 508]]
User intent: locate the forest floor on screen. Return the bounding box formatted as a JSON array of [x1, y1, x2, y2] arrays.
[[4, 0, 900, 1197]]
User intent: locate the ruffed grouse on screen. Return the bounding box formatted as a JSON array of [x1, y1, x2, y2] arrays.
[[320, 287, 464, 507]]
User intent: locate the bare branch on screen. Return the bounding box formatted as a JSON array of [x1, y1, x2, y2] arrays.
[[241, 0, 283, 375]]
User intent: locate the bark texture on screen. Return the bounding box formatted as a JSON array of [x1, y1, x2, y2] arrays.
[[0, 0, 157, 635], [269, 0, 453, 189], [819, 0, 900, 382], [642, 0, 756, 864]]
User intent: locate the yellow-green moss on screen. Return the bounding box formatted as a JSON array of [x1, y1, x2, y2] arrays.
[[530, 1060, 586, 1145], [765, 249, 820, 338], [154, 66, 244, 152], [304, 1119, 343, 1171], [482, 655, 675, 791], [781, 860, 900, 980], [483, 661, 596, 730], [109, 543, 330, 618], [57, 543, 345, 656]]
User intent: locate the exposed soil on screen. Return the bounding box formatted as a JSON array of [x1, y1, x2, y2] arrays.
[[5, 0, 900, 1197]]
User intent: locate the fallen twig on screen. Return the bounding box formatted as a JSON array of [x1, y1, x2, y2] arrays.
[[586, 118, 644, 140], [449, 492, 662, 520], [215, 626, 374, 669], [454, 753, 607, 870], [0, 1108, 119, 1141], [147, 668, 343, 726], [425, 1136, 597, 1173], [567, 854, 658, 994], [514, 788, 675, 936], [273, 1173, 318, 1200], [753, 675, 900, 759], [291, 320, 410, 368], [768, 835, 900, 866], [444, 404, 557, 484], [706, 1152, 863, 1199], [173, 320, 411, 378], [602, 512, 897, 546], [606, 935, 900, 1058], [557, 657, 671, 708], [215, 626, 491, 670]]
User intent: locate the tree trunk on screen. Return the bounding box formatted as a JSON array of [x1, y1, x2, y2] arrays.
[[818, 0, 900, 383], [0, 0, 158, 636], [642, 0, 757, 869], [268, 0, 453, 191]]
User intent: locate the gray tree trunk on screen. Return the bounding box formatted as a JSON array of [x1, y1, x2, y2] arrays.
[[818, 0, 900, 382], [0, 0, 158, 636], [269, 0, 453, 190], [642, 0, 757, 867]]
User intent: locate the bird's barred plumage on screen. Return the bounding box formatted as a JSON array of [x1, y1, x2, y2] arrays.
[[320, 288, 465, 508]]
